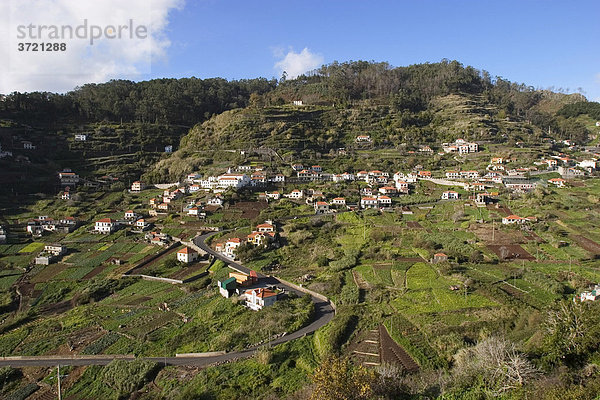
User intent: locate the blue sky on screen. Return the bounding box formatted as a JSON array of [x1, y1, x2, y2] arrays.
[[1, 0, 599, 99], [144, 0, 600, 100]]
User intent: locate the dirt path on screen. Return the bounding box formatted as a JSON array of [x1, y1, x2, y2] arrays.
[[352, 270, 371, 290]]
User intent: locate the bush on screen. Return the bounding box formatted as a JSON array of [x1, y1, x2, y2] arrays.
[[101, 359, 159, 399]]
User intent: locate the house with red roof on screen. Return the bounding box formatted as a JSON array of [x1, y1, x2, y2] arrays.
[[95, 218, 116, 234], [245, 288, 278, 311], [361, 197, 378, 209], [314, 201, 330, 214], [441, 191, 459, 200], [548, 178, 566, 188], [177, 247, 198, 263], [332, 197, 346, 206]]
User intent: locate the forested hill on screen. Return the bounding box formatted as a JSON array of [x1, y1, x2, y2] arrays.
[[0, 59, 597, 189], [0, 77, 276, 126], [144, 60, 595, 181]]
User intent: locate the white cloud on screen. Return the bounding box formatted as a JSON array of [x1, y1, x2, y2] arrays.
[[274, 47, 324, 79], [0, 0, 184, 93]]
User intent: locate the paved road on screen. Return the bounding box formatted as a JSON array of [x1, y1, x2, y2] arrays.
[[0, 231, 335, 368]]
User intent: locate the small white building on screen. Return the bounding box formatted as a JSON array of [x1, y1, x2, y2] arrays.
[[177, 247, 198, 263], [135, 219, 150, 230], [314, 201, 330, 214], [74, 134, 87, 141], [332, 197, 346, 206], [378, 195, 392, 206], [441, 191, 459, 200], [95, 218, 116, 234], [131, 181, 145, 192], [361, 197, 378, 209], [124, 210, 138, 220], [286, 189, 303, 199], [548, 178, 566, 188], [44, 244, 66, 256], [356, 135, 372, 143], [245, 288, 278, 311]]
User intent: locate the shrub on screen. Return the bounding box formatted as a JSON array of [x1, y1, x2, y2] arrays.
[[101, 359, 159, 399]]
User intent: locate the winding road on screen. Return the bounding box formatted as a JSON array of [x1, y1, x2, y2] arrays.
[[0, 231, 335, 368]]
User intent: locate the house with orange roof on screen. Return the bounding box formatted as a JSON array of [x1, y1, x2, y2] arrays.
[[244, 288, 279, 311], [502, 215, 537, 225], [332, 197, 346, 206], [378, 195, 392, 206], [224, 238, 242, 258], [379, 186, 397, 196], [256, 222, 275, 233], [361, 197, 378, 209], [314, 201, 330, 214], [95, 218, 116, 234], [177, 247, 198, 263], [432, 253, 448, 263], [441, 191, 459, 200], [548, 178, 566, 188], [124, 210, 138, 220]]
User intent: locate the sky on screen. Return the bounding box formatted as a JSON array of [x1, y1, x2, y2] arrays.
[[1, 0, 600, 101]]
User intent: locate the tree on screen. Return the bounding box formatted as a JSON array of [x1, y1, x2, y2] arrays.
[[310, 357, 376, 400], [452, 336, 538, 396]]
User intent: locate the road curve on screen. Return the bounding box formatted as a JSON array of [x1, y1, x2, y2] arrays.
[[0, 231, 335, 368]]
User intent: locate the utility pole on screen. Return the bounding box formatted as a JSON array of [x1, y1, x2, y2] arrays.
[[57, 364, 62, 400]]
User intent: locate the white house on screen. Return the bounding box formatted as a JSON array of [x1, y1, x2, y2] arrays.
[[361, 197, 378, 209], [188, 206, 201, 216], [446, 171, 460, 179], [124, 210, 138, 220], [131, 181, 145, 192], [135, 219, 150, 229], [378, 195, 392, 206], [177, 247, 198, 263], [224, 238, 242, 258], [95, 218, 116, 234], [74, 134, 87, 141], [256, 222, 275, 233], [44, 244, 67, 256], [379, 186, 397, 196], [216, 173, 250, 189], [356, 135, 371, 143], [548, 178, 566, 188], [314, 201, 330, 214], [271, 174, 285, 183], [578, 160, 597, 171], [286, 189, 303, 199], [265, 191, 281, 200], [207, 196, 224, 207], [441, 191, 459, 200], [332, 197, 346, 206], [502, 215, 536, 225], [244, 288, 278, 311]]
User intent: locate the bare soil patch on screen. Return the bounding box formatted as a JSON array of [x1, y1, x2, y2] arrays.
[[82, 264, 106, 280], [470, 224, 526, 245], [487, 204, 512, 216], [487, 244, 535, 261], [168, 263, 208, 280], [571, 235, 600, 255], [231, 201, 268, 220]]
